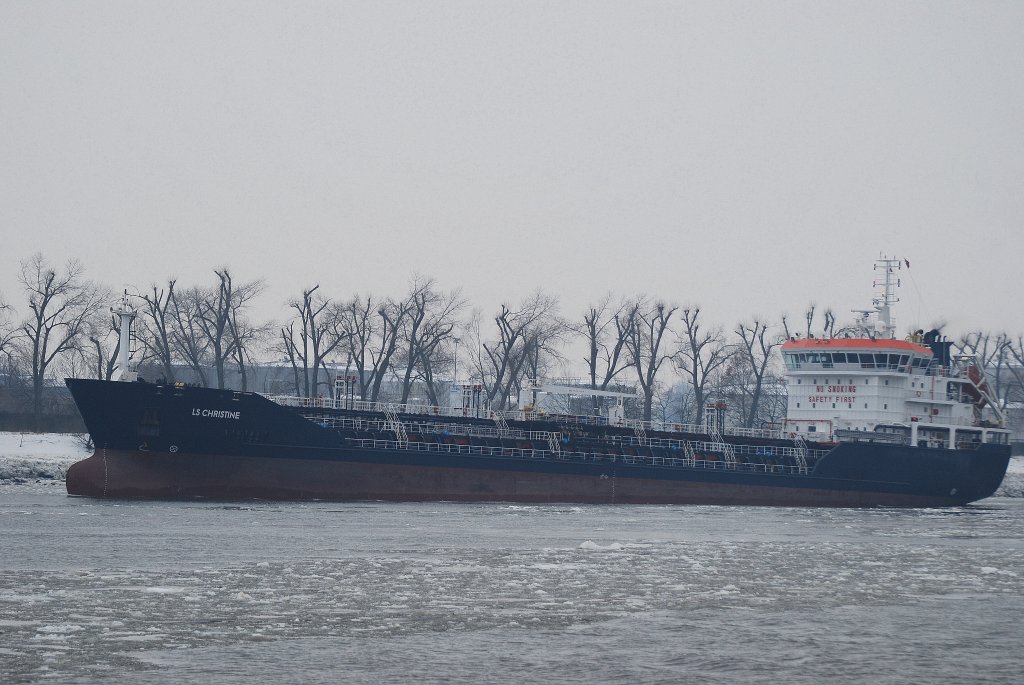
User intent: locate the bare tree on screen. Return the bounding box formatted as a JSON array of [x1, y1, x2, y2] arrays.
[[395, 277, 465, 404], [281, 285, 346, 398], [169, 286, 211, 386], [956, 331, 1012, 409], [192, 269, 264, 390], [16, 253, 106, 429], [709, 353, 756, 427], [798, 304, 837, 339], [652, 383, 695, 426], [576, 295, 637, 414], [139, 281, 178, 382], [336, 294, 410, 403], [0, 293, 16, 367], [732, 319, 785, 428], [758, 372, 789, 427], [277, 320, 303, 396], [337, 295, 376, 400], [467, 292, 563, 410], [676, 306, 732, 425], [367, 297, 409, 402], [85, 311, 123, 381], [1004, 336, 1024, 408], [417, 335, 456, 406], [226, 305, 270, 393], [625, 300, 677, 422]]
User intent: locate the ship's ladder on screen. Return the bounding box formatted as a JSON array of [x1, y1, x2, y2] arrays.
[[634, 423, 647, 442], [792, 434, 809, 473], [707, 425, 737, 467], [493, 412, 511, 437], [384, 406, 407, 447], [547, 432, 561, 454], [682, 440, 696, 466]]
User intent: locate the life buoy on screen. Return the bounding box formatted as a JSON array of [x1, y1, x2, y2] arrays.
[[915, 391, 921, 397]]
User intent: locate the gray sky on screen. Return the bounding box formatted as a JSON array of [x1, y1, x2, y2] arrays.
[[2, 1, 1023, 347]]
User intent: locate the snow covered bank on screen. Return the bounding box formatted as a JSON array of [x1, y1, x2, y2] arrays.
[[995, 457, 1024, 498], [0, 432, 90, 483]]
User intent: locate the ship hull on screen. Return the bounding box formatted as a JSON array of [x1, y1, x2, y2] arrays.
[[64, 379, 1011, 507], [67, 448, 996, 507]]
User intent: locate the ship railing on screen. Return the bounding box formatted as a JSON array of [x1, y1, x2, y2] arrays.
[[319, 413, 828, 462], [623, 419, 783, 441], [301, 413, 560, 443], [343, 439, 816, 476], [510, 411, 608, 427], [267, 394, 790, 441], [686, 440, 827, 462], [266, 395, 492, 420], [611, 434, 824, 460]]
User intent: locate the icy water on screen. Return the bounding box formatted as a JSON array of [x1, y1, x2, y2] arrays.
[[2, 484, 1023, 684]]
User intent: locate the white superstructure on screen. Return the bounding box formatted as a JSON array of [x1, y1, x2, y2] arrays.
[[781, 258, 1008, 449]]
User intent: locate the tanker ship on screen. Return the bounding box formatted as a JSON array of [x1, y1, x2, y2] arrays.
[[65, 259, 1011, 506]]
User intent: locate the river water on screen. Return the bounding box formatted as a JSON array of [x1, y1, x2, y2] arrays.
[[2, 481, 1023, 684]]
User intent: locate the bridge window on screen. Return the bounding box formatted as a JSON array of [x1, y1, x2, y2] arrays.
[[832, 353, 847, 363]]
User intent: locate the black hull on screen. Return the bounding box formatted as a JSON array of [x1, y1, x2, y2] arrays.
[[64, 379, 1011, 507]]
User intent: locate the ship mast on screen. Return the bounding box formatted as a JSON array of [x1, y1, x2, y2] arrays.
[[853, 256, 901, 339], [112, 290, 138, 382]]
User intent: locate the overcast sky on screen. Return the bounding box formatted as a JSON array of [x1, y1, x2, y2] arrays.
[[2, 1, 1022, 349]]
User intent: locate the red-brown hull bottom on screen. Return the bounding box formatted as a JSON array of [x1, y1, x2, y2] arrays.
[[66, 449, 965, 508]]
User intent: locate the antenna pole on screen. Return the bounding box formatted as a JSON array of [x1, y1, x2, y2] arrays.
[[113, 290, 138, 382], [873, 257, 901, 339]]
